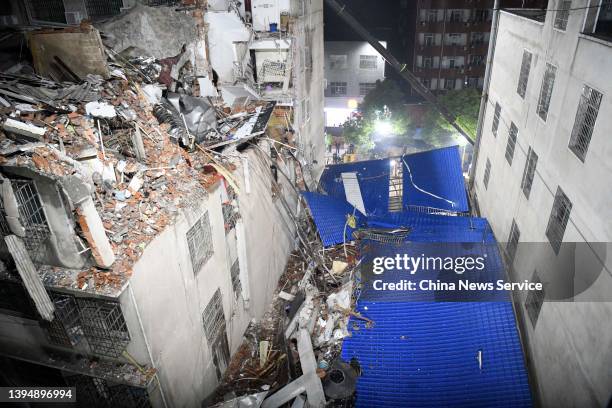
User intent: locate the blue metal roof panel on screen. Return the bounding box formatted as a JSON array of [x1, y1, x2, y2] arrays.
[[319, 159, 391, 216], [301, 192, 364, 247], [401, 146, 469, 213], [341, 301, 532, 407]]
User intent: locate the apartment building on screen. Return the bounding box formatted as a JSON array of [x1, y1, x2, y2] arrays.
[[323, 41, 386, 128], [471, 1, 612, 406], [413, 0, 493, 92], [0, 1, 324, 407]]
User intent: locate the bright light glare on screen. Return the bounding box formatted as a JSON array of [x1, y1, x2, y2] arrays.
[[375, 120, 392, 135], [455, 133, 469, 146]]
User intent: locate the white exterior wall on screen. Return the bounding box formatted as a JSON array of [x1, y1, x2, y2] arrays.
[[472, 3, 612, 407], [323, 41, 386, 127]]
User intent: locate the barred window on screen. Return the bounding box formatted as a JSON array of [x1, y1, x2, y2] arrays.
[[187, 212, 214, 275], [202, 289, 225, 343], [545, 187, 572, 254], [537, 63, 557, 121], [517, 50, 532, 98], [492, 102, 501, 136], [554, 0, 571, 30], [525, 271, 544, 328], [329, 82, 347, 96], [77, 298, 130, 358], [505, 123, 519, 165], [359, 55, 378, 69], [568, 85, 602, 162], [521, 147, 538, 199], [507, 219, 520, 264], [359, 82, 377, 96], [230, 260, 241, 296], [483, 158, 491, 189]]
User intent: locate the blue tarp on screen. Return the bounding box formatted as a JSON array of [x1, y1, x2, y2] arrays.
[[402, 146, 469, 213]]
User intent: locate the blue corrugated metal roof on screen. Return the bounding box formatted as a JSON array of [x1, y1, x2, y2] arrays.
[[341, 301, 532, 407], [402, 146, 469, 213], [301, 192, 364, 247], [319, 158, 390, 216]]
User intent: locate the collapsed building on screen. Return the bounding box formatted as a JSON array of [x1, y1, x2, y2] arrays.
[[0, 1, 325, 407]]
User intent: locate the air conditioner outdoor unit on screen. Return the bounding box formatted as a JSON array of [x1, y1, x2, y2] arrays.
[[65, 11, 81, 25]]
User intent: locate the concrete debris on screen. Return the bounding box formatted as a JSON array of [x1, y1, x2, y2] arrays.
[[3, 118, 46, 141], [85, 101, 117, 118]]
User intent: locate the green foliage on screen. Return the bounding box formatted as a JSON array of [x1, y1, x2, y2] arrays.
[[422, 88, 481, 143], [360, 79, 409, 114]]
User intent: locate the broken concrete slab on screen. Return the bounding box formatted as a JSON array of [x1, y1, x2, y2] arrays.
[[98, 4, 197, 60], [3, 118, 46, 141], [4, 235, 55, 321], [75, 198, 116, 268]]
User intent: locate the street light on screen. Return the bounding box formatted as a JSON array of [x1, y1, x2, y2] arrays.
[[375, 120, 392, 136]]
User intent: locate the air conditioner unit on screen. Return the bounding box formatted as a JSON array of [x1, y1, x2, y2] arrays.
[[65, 11, 81, 25]]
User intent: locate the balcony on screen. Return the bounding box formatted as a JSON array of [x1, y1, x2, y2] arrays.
[[504, 8, 547, 23], [582, 3, 612, 44]]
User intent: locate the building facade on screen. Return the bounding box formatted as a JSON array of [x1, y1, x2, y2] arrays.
[[471, 1, 612, 406], [413, 0, 493, 92], [323, 41, 386, 128], [0, 1, 325, 407]]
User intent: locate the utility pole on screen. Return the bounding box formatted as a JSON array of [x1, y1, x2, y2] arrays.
[[325, 0, 475, 145]]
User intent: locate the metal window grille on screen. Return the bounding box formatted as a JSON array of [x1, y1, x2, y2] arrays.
[[0, 196, 11, 235], [505, 122, 519, 165], [424, 34, 434, 46], [492, 102, 501, 136], [517, 50, 532, 98], [521, 147, 538, 199], [77, 298, 130, 358], [359, 55, 378, 69], [483, 158, 492, 189], [359, 82, 377, 96], [444, 79, 455, 90], [329, 82, 347, 96], [45, 292, 83, 348], [537, 63, 557, 121], [545, 187, 572, 254], [202, 289, 226, 343], [525, 271, 544, 328], [85, 0, 123, 20], [10, 179, 50, 252], [187, 212, 214, 275], [230, 260, 241, 296], [26, 0, 66, 23], [506, 219, 520, 263], [554, 0, 571, 30], [569, 85, 602, 162], [65, 375, 152, 408]]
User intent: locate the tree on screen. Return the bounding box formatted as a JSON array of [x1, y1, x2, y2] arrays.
[[421, 88, 481, 143]]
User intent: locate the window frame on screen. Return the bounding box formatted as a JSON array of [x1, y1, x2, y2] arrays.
[[359, 54, 378, 70], [329, 81, 347, 96], [521, 147, 538, 199], [505, 122, 519, 165], [483, 158, 492, 189], [568, 84, 602, 162], [545, 187, 572, 254], [517, 50, 533, 99], [492, 102, 501, 136], [554, 0, 572, 31], [537, 63, 557, 122]]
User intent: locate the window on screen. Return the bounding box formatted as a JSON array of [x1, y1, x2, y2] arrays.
[[554, 0, 571, 30], [545, 187, 572, 254], [423, 78, 432, 89], [449, 9, 464, 22], [517, 50, 532, 98], [469, 54, 484, 66], [525, 271, 544, 328], [537, 63, 557, 121], [505, 123, 518, 165], [447, 33, 462, 46], [424, 33, 434, 46], [427, 9, 438, 22], [423, 56, 433, 68], [202, 288, 230, 380], [444, 78, 455, 90], [77, 298, 130, 358], [359, 82, 377, 96], [329, 54, 347, 70], [521, 147, 538, 199], [507, 219, 520, 263], [492, 102, 501, 136], [187, 212, 214, 275], [473, 9, 489, 22], [466, 77, 479, 88], [359, 55, 378, 69], [483, 158, 491, 189], [329, 82, 347, 96], [471, 32, 485, 45], [568, 85, 602, 162]]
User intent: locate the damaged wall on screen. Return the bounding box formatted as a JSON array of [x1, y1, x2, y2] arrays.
[[204, 11, 251, 84]]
